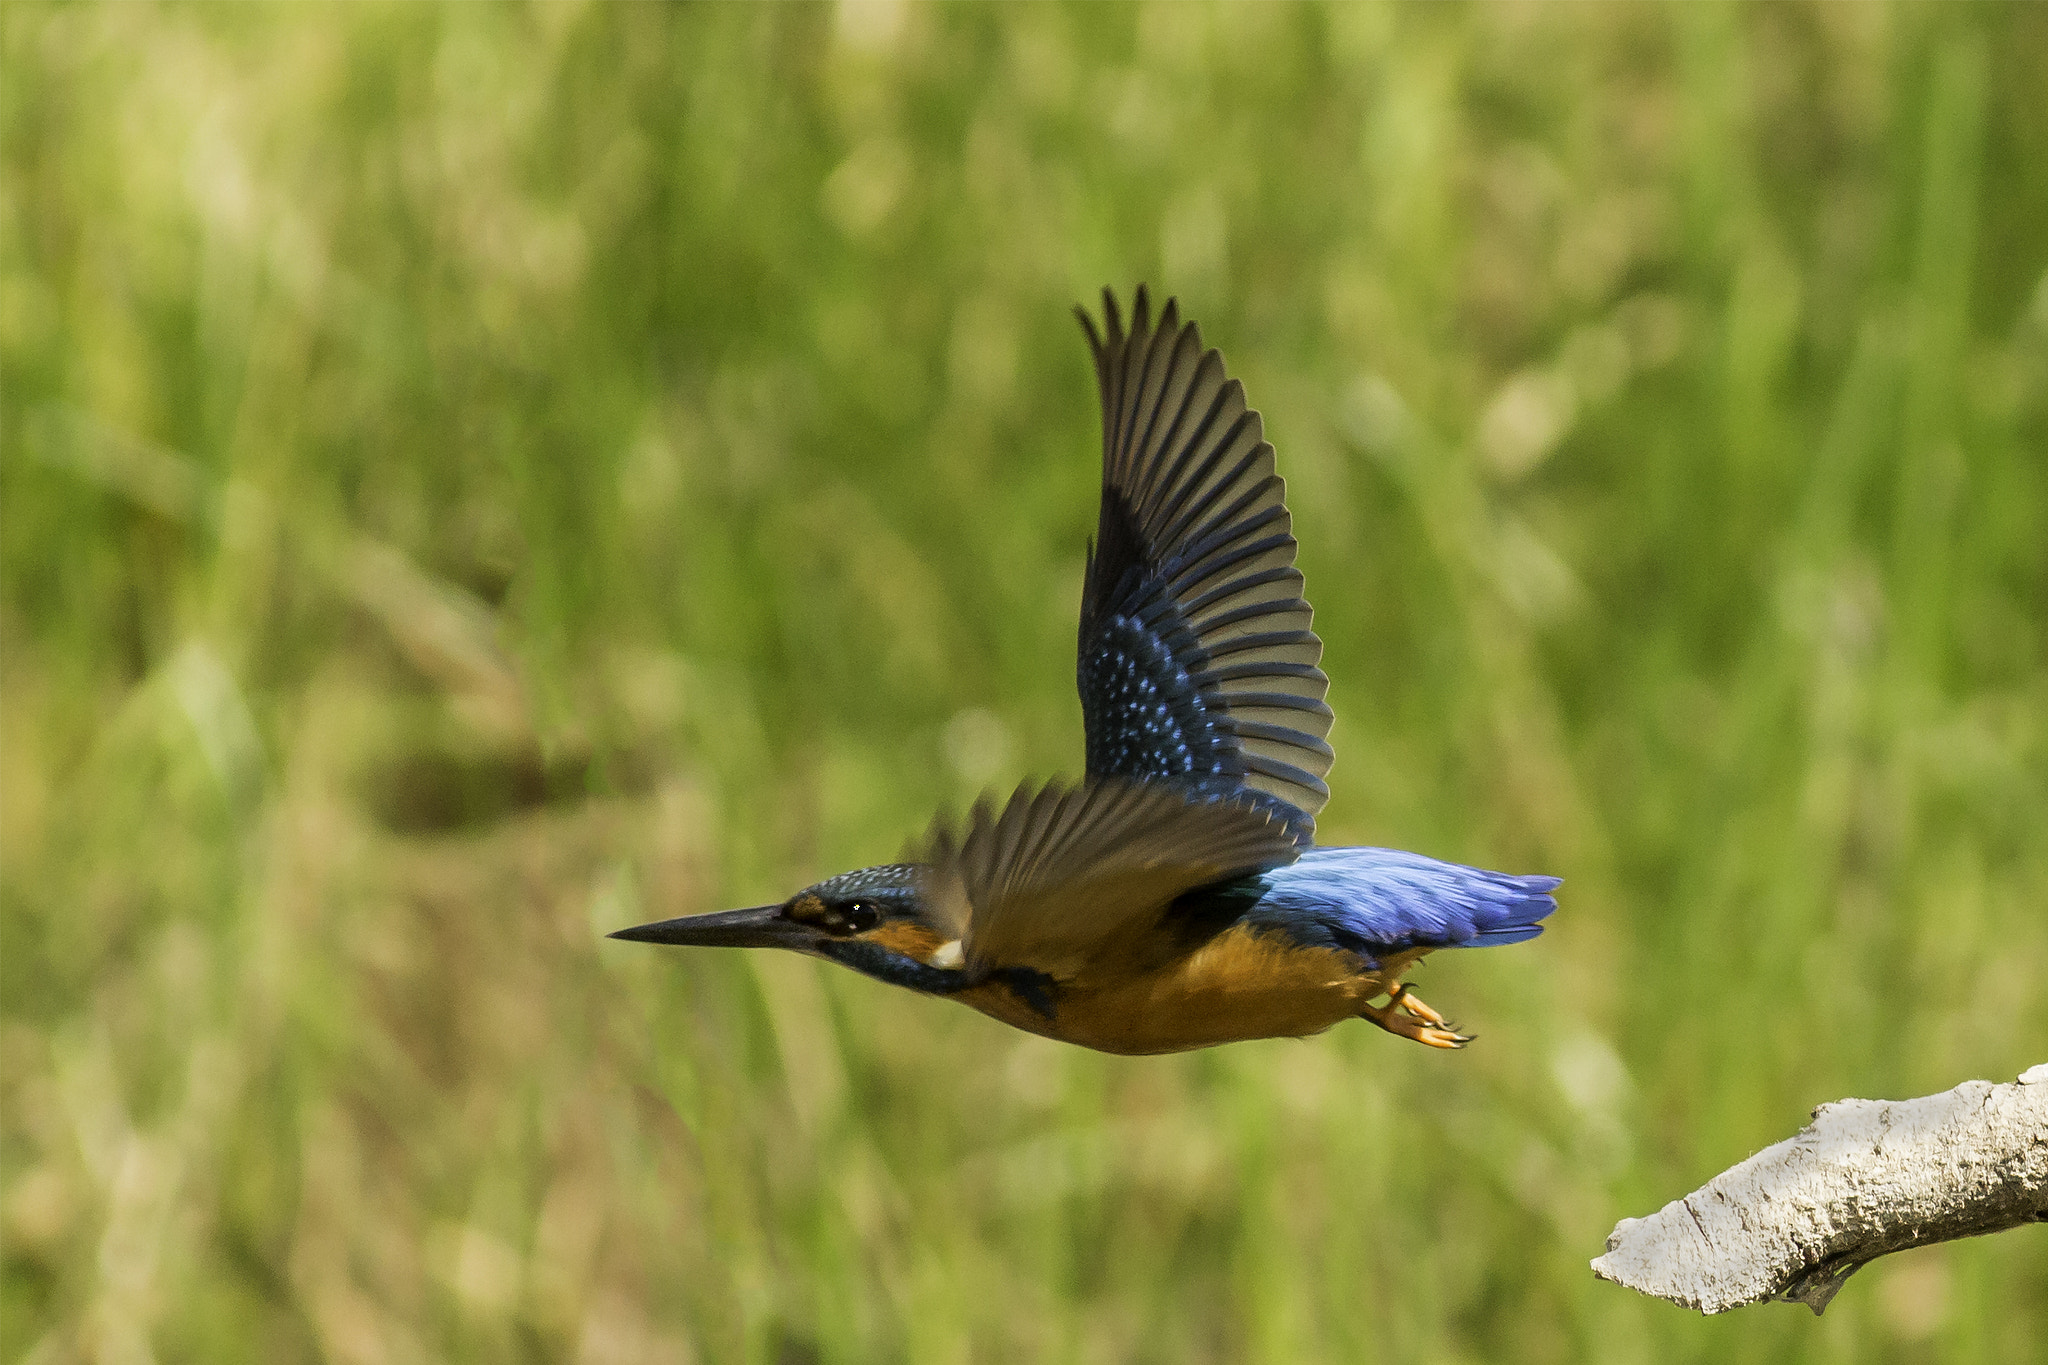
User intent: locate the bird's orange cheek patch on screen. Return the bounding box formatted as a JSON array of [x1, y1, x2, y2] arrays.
[[866, 920, 944, 960]]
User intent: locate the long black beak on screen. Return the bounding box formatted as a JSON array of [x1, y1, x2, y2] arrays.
[[607, 903, 811, 949]]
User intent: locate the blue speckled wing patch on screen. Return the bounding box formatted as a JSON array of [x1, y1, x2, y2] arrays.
[[1075, 287, 1334, 842]]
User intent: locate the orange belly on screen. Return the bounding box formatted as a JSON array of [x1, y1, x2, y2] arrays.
[[956, 924, 1429, 1055]]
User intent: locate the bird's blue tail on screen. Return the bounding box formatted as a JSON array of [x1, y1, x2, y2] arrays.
[[1250, 845, 1559, 960]]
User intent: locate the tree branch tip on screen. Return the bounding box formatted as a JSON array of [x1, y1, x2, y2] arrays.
[[1593, 1065, 2048, 1316]]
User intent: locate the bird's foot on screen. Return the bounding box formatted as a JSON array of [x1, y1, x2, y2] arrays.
[[1363, 984, 1470, 1049], [1387, 983, 1446, 1025]]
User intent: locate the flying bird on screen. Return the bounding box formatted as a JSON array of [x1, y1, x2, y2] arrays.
[[612, 288, 1558, 1055]]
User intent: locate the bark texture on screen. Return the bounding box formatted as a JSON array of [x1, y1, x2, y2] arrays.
[[1593, 1065, 2048, 1314]]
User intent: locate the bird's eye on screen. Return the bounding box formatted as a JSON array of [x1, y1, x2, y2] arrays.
[[787, 892, 884, 936]]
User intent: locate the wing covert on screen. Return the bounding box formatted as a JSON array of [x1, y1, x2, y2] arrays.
[[1075, 287, 1335, 841], [919, 778, 1301, 982]]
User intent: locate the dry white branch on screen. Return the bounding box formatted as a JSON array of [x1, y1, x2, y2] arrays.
[[1593, 1065, 2048, 1314]]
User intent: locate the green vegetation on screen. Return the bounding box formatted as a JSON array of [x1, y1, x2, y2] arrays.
[[5, 3, 2045, 1360]]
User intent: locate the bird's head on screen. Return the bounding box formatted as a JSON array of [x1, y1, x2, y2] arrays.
[[608, 863, 967, 984]]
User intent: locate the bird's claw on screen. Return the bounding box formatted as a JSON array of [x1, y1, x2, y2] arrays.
[[1386, 983, 1444, 1024], [1364, 985, 1471, 1049]]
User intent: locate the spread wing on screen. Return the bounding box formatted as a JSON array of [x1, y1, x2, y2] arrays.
[[919, 778, 1300, 981], [1075, 287, 1334, 844]]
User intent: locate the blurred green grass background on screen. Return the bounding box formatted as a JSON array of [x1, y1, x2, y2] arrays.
[[5, 2, 2047, 1361]]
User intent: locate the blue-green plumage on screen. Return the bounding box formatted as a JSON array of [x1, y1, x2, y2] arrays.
[[611, 287, 1559, 1055], [1240, 848, 1559, 962]]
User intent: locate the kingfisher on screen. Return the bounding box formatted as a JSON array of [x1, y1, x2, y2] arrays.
[[612, 288, 1558, 1055]]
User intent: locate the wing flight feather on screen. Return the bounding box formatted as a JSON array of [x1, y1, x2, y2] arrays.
[[920, 779, 1301, 981], [1075, 288, 1335, 841]]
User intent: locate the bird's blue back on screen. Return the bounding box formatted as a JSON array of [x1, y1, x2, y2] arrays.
[[1238, 845, 1559, 964]]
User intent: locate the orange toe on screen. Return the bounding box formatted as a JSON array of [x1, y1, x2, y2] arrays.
[[1362, 993, 1470, 1049]]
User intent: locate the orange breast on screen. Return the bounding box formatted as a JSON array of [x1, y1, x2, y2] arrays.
[[956, 925, 1430, 1056]]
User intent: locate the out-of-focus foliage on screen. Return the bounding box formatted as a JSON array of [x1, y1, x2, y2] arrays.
[[4, 2, 2046, 1361]]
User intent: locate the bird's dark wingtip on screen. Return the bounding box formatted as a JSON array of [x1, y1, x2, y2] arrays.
[[1084, 285, 1180, 352], [1076, 303, 1102, 356]]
